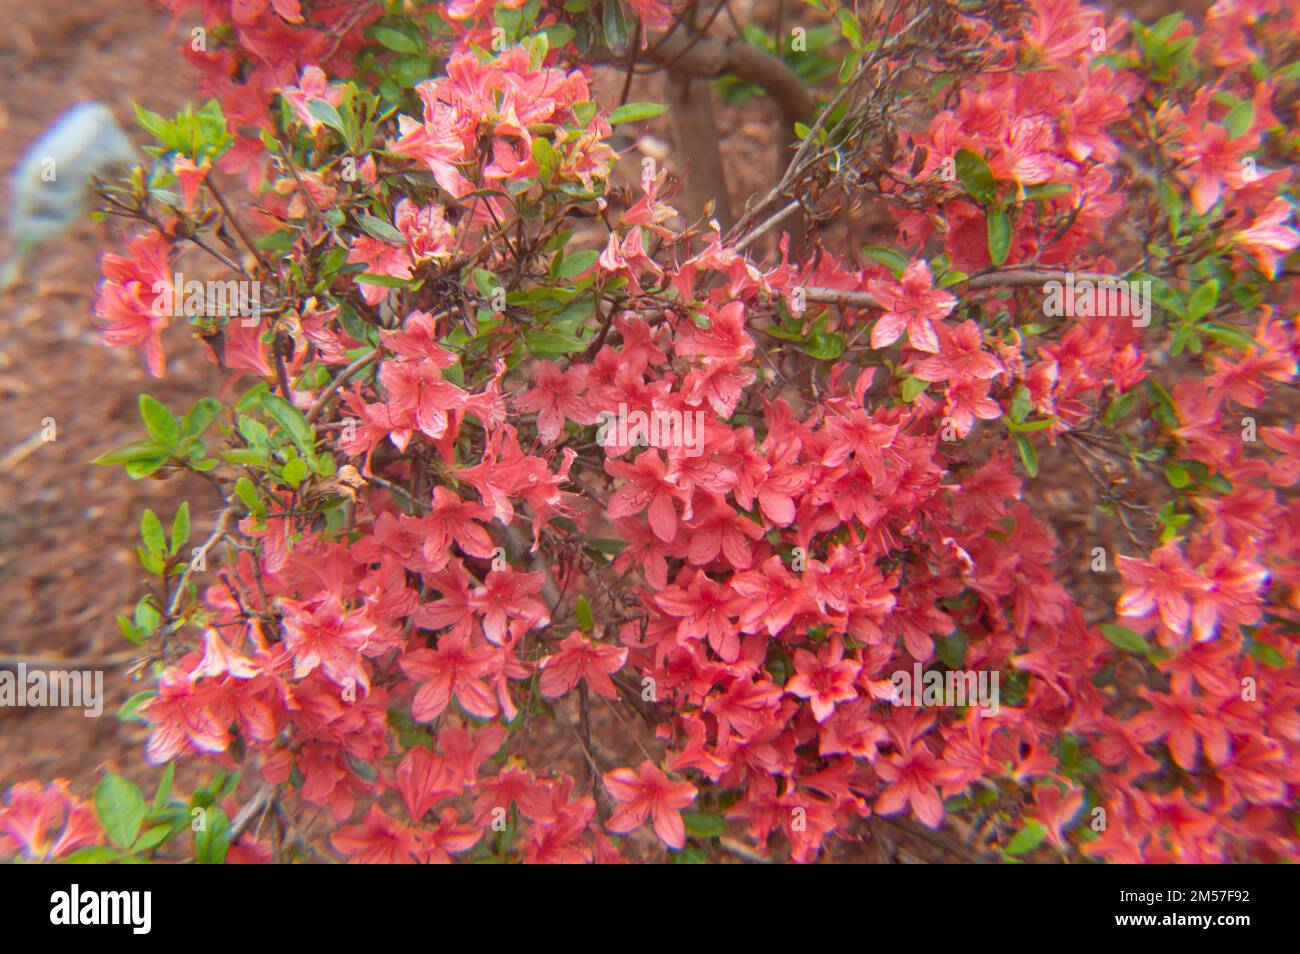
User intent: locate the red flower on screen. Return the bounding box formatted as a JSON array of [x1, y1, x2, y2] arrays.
[[92, 231, 173, 377], [866, 260, 956, 353], [331, 804, 424, 863], [400, 634, 497, 721], [538, 631, 628, 700], [0, 780, 102, 862], [786, 636, 861, 723], [875, 741, 958, 829], [516, 360, 593, 444], [606, 451, 691, 543], [1116, 543, 1214, 640], [603, 761, 697, 850]]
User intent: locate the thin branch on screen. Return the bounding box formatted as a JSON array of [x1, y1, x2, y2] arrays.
[[307, 349, 379, 422], [229, 785, 274, 842], [166, 506, 234, 619], [801, 270, 1122, 309], [207, 178, 271, 271]]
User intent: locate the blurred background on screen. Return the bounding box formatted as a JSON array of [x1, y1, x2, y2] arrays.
[[0, 2, 221, 794]]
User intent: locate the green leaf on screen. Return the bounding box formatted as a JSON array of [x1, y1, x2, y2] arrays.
[[541, 24, 577, 48], [804, 330, 845, 360], [234, 477, 264, 520], [124, 455, 168, 479], [1100, 623, 1151, 654], [531, 137, 556, 178], [1247, 640, 1287, 668], [575, 595, 594, 631], [92, 440, 169, 466], [1004, 820, 1047, 856], [281, 456, 309, 489], [132, 825, 171, 854], [133, 103, 169, 139], [369, 26, 421, 55], [986, 207, 1012, 266], [1022, 182, 1072, 201], [558, 249, 599, 278], [134, 596, 161, 634], [95, 773, 147, 851], [1201, 323, 1256, 352], [861, 245, 908, 277], [1164, 461, 1192, 488], [608, 101, 667, 125], [602, 0, 631, 52], [355, 272, 411, 288], [683, 812, 727, 838], [170, 502, 191, 555], [899, 376, 928, 402], [1139, 272, 1184, 318], [182, 398, 223, 440], [1186, 279, 1219, 321], [1005, 417, 1055, 433], [955, 148, 996, 204], [306, 99, 348, 139], [1014, 434, 1038, 477], [1151, 12, 1184, 43], [1222, 101, 1254, 139], [154, 763, 175, 811], [118, 690, 157, 724], [525, 331, 587, 354], [141, 509, 166, 555], [139, 395, 180, 447], [357, 213, 405, 245], [261, 393, 316, 458], [937, 631, 968, 669], [117, 614, 148, 646], [194, 806, 231, 864]]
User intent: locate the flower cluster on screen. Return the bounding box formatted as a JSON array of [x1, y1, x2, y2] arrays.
[[10, 0, 1297, 864]]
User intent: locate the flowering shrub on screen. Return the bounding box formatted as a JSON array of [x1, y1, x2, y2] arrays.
[[5, 0, 1299, 864]]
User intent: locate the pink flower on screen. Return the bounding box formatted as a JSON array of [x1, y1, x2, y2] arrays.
[[1234, 198, 1299, 280], [401, 634, 498, 721], [874, 741, 956, 828], [331, 805, 422, 864], [1116, 543, 1213, 639], [92, 231, 173, 376], [395, 199, 454, 261], [866, 260, 956, 353], [391, 86, 475, 199], [606, 451, 691, 543], [281, 65, 344, 132], [0, 780, 103, 861], [625, 0, 674, 31], [348, 235, 412, 307], [538, 631, 628, 700], [516, 360, 593, 443], [278, 595, 376, 693], [786, 636, 861, 722], [171, 154, 210, 211], [603, 761, 697, 849]]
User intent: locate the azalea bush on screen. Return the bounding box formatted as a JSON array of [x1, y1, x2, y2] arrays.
[[4, 0, 1299, 864]]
